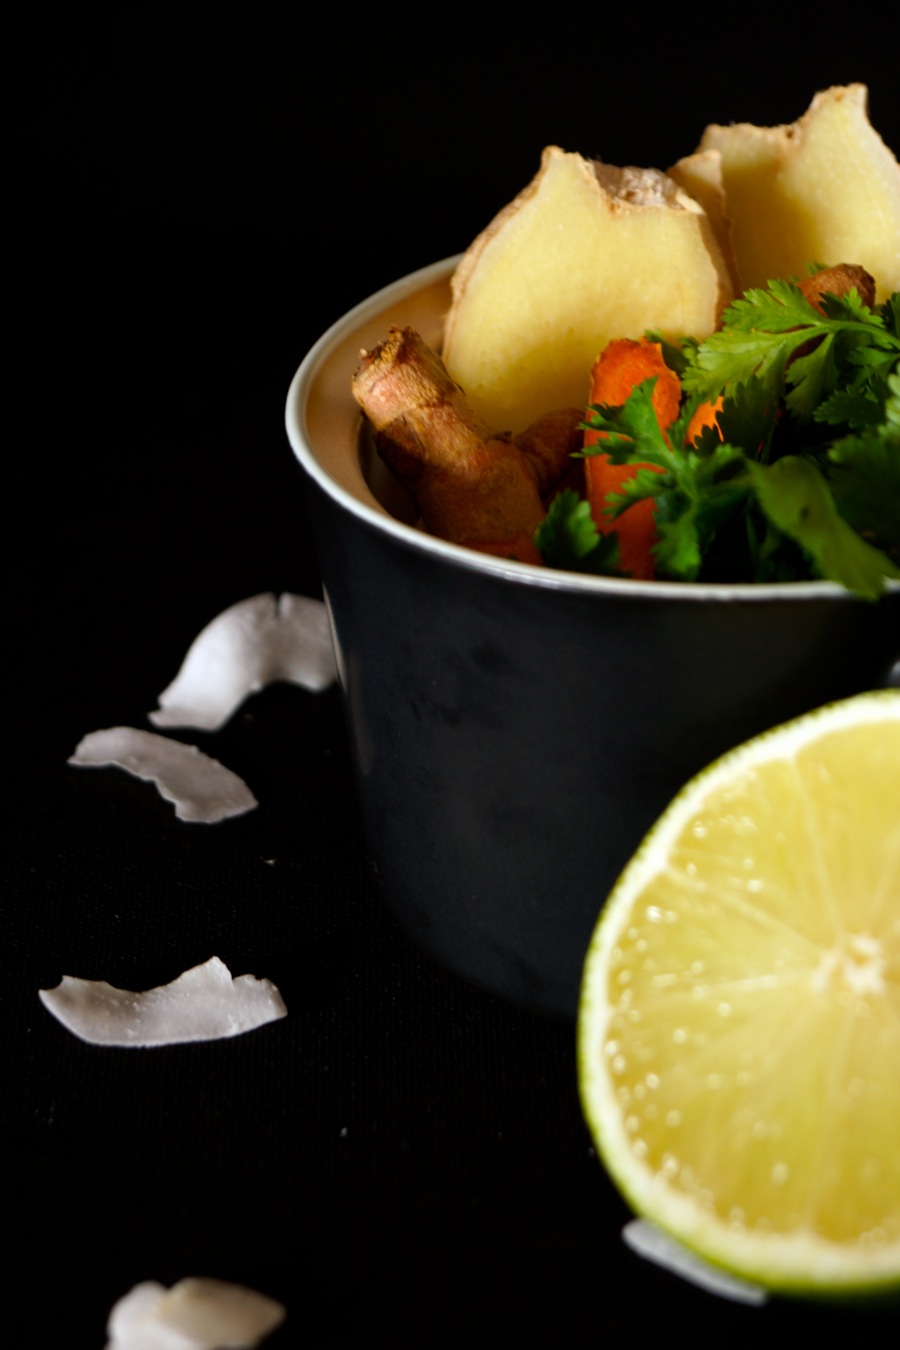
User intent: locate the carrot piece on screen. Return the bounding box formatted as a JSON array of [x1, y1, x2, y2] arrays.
[[584, 337, 681, 580]]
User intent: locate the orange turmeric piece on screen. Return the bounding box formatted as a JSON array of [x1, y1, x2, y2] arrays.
[[797, 262, 875, 313], [685, 395, 724, 445], [584, 337, 681, 580]]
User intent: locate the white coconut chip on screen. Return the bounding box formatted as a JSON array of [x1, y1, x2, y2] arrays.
[[39, 956, 286, 1047], [149, 592, 336, 732], [68, 727, 257, 823], [106, 1277, 285, 1349], [622, 1220, 768, 1305]]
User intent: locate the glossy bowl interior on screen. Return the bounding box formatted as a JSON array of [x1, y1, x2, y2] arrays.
[[287, 258, 899, 1017]]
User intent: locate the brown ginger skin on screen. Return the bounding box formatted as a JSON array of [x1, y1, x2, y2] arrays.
[[514, 407, 584, 497], [791, 264, 876, 363], [796, 263, 876, 312], [353, 327, 578, 561]]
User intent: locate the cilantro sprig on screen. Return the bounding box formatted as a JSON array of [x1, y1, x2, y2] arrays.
[[579, 380, 750, 582], [535, 490, 620, 574], [682, 280, 899, 425], [537, 275, 900, 597]]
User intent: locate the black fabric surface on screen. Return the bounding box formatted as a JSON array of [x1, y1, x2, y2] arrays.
[[10, 14, 898, 1344]]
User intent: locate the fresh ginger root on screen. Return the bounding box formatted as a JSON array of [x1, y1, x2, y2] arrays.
[[352, 327, 581, 562]]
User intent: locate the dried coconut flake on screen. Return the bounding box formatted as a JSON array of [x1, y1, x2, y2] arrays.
[[106, 1277, 285, 1349], [39, 956, 286, 1047], [150, 592, 336, 732], [622, 1219, 768, 1305], [68, 727, 257, 823]]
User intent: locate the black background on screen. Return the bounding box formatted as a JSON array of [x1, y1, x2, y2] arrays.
[[11, 9, 899, 1344]]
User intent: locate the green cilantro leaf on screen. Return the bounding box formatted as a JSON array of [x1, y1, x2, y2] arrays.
[[534, 490, 620, 575], [826, 386, 900, 555], [582, 378, 682, 470], [715, 377, 780, 461], [644, 330, 697, 377], [784, 332, 838, 419], [585, 382, 753, 581], [883, 293, 900, 339], [887, 366, 900, 431], [746, 456, 900, 599], [816, 379, 893, 431], [682, 323, 789, 407], [682, 279, 900, 422], [565, 286, 900, 596], [649, 477, 746, 581]]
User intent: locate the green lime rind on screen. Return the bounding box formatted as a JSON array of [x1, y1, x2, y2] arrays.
[[577, 691, 900, 1300]]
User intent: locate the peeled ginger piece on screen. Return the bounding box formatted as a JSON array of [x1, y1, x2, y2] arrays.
[[697, 84, 900, 303], [442, 146, 733, 432], [667, 149, 740, 294]]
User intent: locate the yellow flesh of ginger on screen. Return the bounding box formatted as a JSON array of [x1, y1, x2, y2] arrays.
[[442, 147, 732, 432], [667, 149, 741, 294], [699, 85, 900, 304]]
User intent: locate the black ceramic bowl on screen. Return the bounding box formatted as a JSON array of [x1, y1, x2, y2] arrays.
[[286, 257, 899, 1018]]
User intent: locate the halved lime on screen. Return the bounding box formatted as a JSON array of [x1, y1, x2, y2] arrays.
[[578, 691, 900, 1297]]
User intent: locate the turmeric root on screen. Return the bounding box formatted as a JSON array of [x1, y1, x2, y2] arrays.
[[790, 264, 878, 367], [352, 327, 578, 561], [796, 262, 876, 312], [685, 395, 724, 445], [583, 337, 682, 580], [514, 406, 585, 498]]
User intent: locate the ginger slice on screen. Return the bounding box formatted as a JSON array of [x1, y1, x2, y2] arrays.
[[442, 146, 732, 433], [697, 84, 900, 303], [668, 148, 741, 294]]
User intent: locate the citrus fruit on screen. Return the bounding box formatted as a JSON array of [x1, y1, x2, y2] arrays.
[[578, 690, 900, 1297]]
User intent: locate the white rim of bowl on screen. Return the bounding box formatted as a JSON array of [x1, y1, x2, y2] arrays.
[[285, 256, 884, 605]]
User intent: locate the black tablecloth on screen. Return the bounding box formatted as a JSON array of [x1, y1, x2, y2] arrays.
[[11, 16, 898, 1344]]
